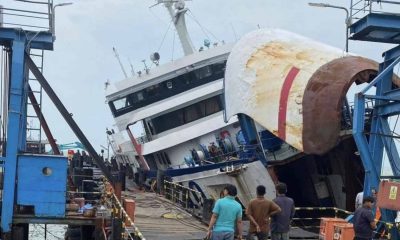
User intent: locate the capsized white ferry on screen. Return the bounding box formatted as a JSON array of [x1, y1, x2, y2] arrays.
[[106, 0, 374, 211]]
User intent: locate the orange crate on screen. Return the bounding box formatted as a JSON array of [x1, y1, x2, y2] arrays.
[[377, 180, 400, 210], [333, 223, 354, 240], [319, 217, 347, 240]]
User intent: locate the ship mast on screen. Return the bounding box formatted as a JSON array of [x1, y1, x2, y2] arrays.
[[161, 0, 195, 56]]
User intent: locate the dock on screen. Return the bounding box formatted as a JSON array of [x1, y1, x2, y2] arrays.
[[124, 181, 319, 240]]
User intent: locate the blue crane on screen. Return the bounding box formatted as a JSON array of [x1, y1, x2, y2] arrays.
[[350, 0, 400, 238]]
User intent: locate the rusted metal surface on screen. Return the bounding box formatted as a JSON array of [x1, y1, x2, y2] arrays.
[[224, 29, 380, 155], [303, 56, 377, 154]]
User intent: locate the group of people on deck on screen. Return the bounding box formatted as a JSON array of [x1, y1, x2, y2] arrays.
[[206, 183, 381, 240], [206, 183, 295, 240]]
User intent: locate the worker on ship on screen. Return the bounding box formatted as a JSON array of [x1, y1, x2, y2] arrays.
[[246, 185, 281, 240], [353, 196, 377, 240]]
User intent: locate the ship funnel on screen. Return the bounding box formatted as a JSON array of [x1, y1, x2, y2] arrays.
[[224, 28, 379, 155]]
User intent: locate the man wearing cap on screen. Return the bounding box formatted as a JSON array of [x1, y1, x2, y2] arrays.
[[353, 196, 377, 240]]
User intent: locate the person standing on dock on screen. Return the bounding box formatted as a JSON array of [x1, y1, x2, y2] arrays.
[[246, 185, 281, 240], [270, 183, 295, 240], [207, 184, 243, 240], [355, 191, 364, 209], [353, 196, 377, 240]]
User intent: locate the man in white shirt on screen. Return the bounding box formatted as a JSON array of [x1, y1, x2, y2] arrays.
[[355, 191, 363, 209]]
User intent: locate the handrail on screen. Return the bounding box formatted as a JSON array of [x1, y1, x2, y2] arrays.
[[14, 0, 51, 4], [163, 180, 204, 216], [350, 0, 400, 23], [0, 2, 53, 32]]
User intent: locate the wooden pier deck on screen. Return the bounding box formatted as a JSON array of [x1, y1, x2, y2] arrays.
[[123, 189, 318, 240], [124, 190, 208, 240]]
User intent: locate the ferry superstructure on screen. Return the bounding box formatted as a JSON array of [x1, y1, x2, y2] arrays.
[[105, 0, 277, 205]]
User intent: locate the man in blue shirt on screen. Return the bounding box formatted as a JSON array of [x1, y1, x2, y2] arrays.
[[271, 183, 295, 240], [207, 184, 243, 240], [353, 196, 377, 240]]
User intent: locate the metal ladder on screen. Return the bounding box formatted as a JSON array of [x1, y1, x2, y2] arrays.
[[26, 49, 45, 152], [0, 0, 54, 153]]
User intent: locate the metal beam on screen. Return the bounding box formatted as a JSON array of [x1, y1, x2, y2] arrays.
[[383, 45, 400, 63], [383, 88, 400, 99], [25, 55, 113, 183], [13, 214, 96, 225], [1, 40, 26, 233], [368, 62, 392, 178], [0, 28, 53, 50], [365, 94, 400, 102], [362, 58, 399, 94], [353, 93, 381, 196], [378, 102, 400, 116], [27, 84, 60, 155], [379, 118, 400, 175]]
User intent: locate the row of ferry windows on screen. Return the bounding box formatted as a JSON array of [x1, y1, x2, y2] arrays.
[[109, 61, 226, 117], [147, 95, 223, 135]]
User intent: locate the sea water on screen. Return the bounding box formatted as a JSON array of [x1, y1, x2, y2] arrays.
[[29, 224, 66, 240]]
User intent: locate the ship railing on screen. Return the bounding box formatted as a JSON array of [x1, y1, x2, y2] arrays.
[[350, 0, 400, 23], [163, 180, 204, 217], [293, 207, 393, 238], [291, 207, 353, 231], [0, 1, 53, 32], [169, 146, 259, 169], [347, 98, 374, 127]]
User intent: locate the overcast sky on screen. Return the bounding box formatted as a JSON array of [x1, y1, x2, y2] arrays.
[[1, 0, 396, 154]]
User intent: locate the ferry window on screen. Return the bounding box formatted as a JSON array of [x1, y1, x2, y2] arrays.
[[194, 66, 212, 79], [182, 74, 191, 85], [137, 92, 144, 101], [113, 97, 131, 110], [205, 97, 221, 115], [211, 62, 226, 75], [146, 84, 160, 97], [184, 104, 202, 122], [150, 95, 223, 134], [146, 121, 155, 135], [157, 153, 163, 165], [110, 61, 227, 117], [164, 152, 171, 165]]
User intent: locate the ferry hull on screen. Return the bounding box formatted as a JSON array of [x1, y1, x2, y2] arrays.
[[171, 161, 275, 207]]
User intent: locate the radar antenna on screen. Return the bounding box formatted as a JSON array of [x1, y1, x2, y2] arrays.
[[151, 0, 195, 56], [112, 47, 128, 78]]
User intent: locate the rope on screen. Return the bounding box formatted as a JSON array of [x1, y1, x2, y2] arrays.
[[157, 20, 173, 53], [187, 10, 219, 42], [154, 194, 208, 231]]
